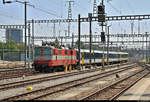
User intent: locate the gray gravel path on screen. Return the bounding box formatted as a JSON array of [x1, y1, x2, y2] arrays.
[[40, 67, 140, 100], [0, 64, 135, 100]]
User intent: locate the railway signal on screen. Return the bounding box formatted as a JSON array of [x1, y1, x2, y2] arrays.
[[2, 0, 12, 4], [97, 4, 105, 22], [3, 0, 5, 4]]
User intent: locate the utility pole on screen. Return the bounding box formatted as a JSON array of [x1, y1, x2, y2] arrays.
[[78, 14, 81, 68], [32, 19, 34, 62], [89, 13, 92, 66], [107, 25, 111, 65], [71, 33, 74, 66], [72, 33, 74, 48], [98, 0, 105, 70], [101, 0, 105, 70], [138, 19, 144, 59], [131, 21, 134, 44], [64, 30, 67, 46], [146, 32, 148, 63], [142, 33, 144, 59], [149, 33, 150, 63], [24, 1, 27, 67], [2, 0, 34, 68], [28, 23, 31, 68], [60, 37, 63, 46], [66, 0, 74, 37], [131, 22, 134, 35], [53, 22, 56, 37]]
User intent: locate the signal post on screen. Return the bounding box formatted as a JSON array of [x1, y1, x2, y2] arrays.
[[98, 0, 106, 70]]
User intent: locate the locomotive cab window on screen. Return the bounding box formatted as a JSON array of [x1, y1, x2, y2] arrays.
[[35, 48, 41, 56], [65, 50, 67, 55], [59, 50, 61, 55], [43, 48, 50, 56]]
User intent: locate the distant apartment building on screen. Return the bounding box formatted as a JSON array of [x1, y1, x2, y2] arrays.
[[6, 28, 23, 43]]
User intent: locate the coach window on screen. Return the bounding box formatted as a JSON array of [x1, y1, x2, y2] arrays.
[[65, 50, 67, 55]]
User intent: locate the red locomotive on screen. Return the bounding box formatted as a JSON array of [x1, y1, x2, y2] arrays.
[[33, 46, 78, 72], [33, 44, 129, 73]]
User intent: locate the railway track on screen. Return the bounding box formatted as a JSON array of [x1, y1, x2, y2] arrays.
[[1, 63, 138, 100], [0, 63, 135, 92], [0, 62, 130, 80], [79, 68, 149, 100], [0, 68, 36, 80]]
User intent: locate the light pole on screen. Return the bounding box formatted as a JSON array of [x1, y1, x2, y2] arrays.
[[32, 19, 35, 62], [89, 13, 92, 67], [1, 36, 6, 64], [1, 39, 5, 64], [3, 0, 34, 68], [146, 32, 148, 63], [78, 14, 81, 69], [106, 25, 111, 65]]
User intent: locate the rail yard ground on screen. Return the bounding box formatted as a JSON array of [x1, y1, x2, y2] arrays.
[[0, 62, 149, 100], [0, 61, 25, 68], [1, 0, 150, 101], [117, 64, 150, 100]]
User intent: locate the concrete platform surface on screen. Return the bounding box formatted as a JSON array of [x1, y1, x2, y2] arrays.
[[118, 74, 150, 100]]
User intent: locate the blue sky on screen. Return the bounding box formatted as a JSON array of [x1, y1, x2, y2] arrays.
[[0, 0, 150, 43], [1, 0, 150, 22]]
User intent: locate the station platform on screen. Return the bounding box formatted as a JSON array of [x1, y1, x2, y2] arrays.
[[118, 74, 150, 100]]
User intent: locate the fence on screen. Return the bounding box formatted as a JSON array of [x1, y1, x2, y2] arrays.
[[0, 49, 33, 61]]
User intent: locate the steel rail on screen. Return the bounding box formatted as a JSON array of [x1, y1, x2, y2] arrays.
[[0, 63, 133, 91], [0, 68, 35, 80], [1, 64, 137, 100], [31, 65, 137, 100], [80, 69, 149, 100]]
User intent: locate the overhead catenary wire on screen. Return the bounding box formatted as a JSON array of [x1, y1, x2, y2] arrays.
[[31, 0, 66, 19], [33, 7, 63, 18], [73, 0, 92, 14], [126, 0, 135, 14], [0, 12, 23, 21], [106, 1, 122, 15], [0, 8, 23, 21]]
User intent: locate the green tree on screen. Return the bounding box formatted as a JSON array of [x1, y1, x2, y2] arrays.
[[17, 42, 25, 51], [74, 40, 85, 49], [54, 38, 60, 48]]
